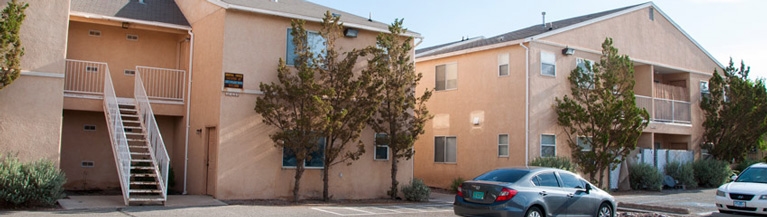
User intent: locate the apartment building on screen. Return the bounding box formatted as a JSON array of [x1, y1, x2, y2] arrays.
[[413, 2, 723, 188], [0, 0, 419, 205]]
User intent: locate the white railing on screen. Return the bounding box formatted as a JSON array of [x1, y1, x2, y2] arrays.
[[65, 60, 107, 95], [102, 67, 132, 205], [137, 66, 186, 101], [636, 95, 691, 124], [134, 72, 170, 201]]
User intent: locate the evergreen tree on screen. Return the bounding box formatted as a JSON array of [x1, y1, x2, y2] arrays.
[[0, 0, 27, 90], [554, 38, 649, 188]]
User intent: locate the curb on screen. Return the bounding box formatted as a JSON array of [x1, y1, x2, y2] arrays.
[[618, 202, 691, 215]]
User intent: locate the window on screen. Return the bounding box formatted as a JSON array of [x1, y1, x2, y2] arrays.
[[286, 28, 326, 66], [541, 51, 556, 76], [282, 137, 326, 168], [559, 172, 585, 189], [435, 63, 458, 91], [649, 8, 655, 21], [532, 172, 559, 187], [498, 53, 509, 76], [700, 81, 710, 99], [498, 134, 509, 157], [576, 58, 594, 89], [540, 134, 556, 157], [434, 136, 457, 163], [374, 133, 389, 160], [577, 136, 592, 151]]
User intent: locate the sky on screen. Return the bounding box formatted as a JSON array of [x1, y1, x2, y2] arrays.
[[308, 0, 767, 80]]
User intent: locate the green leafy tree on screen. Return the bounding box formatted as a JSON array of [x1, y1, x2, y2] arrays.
[[0, 0, 27, 90], [367, 19, 432, 199], [315, 12, 380, 201], [701, 59, 767, 162], [554, 38, 649, 188], [254, 19, 330, 202]]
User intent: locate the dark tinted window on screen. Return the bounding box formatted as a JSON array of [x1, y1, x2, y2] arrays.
[[475, 169, 530, 183], [559, 172, 584, 189], [533, 172, 559, 187]]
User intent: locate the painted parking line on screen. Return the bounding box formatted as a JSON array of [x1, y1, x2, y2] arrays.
[[312, 204, 453, 216]]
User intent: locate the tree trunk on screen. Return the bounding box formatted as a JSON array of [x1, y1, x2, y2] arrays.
[[598, 166, 605, 189], [389, 157, 399, 199], [293, 164, 305, 202], [323, 165, 329, 201]]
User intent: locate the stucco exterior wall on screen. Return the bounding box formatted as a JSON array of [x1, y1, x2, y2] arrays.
[[0, 0, 69, 163]]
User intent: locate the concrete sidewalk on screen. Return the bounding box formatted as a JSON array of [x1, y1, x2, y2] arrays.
[[57, 195, 227, 210]]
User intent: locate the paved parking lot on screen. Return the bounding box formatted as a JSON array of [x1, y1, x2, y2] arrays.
[[311, 204, 453, 216]]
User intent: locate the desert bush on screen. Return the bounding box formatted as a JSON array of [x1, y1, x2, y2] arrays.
[[0, 154, 66, 207], [664, 161, 697, 188], [401, 178, 430, 202], [449, 177, 465, 193], [693, 159, 731, 188], [629, 163, 662, 191], [530, 156, 576, 172]]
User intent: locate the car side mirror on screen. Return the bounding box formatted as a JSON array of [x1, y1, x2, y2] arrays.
[[731, 175, 738, 181], [585, 184, 592, 194]]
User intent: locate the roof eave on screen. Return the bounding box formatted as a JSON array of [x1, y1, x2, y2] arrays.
[[416, 38, 526, 62], [70, 11, 192, 31]]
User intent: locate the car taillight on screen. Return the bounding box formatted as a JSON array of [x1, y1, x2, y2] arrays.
[[457, 185, 464, 197], [495, 188, 517, 202]]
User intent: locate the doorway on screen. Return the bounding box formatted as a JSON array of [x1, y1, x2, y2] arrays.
[[204, 127, 218, 196]]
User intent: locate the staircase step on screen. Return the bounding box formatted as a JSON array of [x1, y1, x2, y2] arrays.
[[129, 145, 149, 149], [130, 181, 159, 185], [129, 189, 162, 194], [122, 120, 141, 124], [127, 138, 146, 142], [131, 159, 153, 163], [130, 152, 151, 156], [125, 132, 145, 136], [131, 173, 157, 178], [121, 114, 139, 119], [128, 196, 165, 202]]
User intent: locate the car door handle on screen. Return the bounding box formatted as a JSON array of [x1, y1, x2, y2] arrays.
[[539, 191, 547, 196], [567, 193, 574, 198]]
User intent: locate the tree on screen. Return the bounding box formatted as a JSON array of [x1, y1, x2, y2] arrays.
[[0, 0, 27, 90], [367, 19, 432, 199], [254, 19, 330, 202], [315, 12, 380, 201], [554, 38, 649, 188], [701, 59, 767, 162]]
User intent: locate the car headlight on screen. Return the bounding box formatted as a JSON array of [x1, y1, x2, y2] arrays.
[[760, 195, 767, 200], [716, 190, 726, 197]]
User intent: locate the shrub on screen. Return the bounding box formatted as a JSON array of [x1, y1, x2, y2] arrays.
[[530, 156, 576, 172], [664, 161, 697, 188], [735, 159, 762, 173], [629, 163, 662, 191], [0, 154, 66, 207], [449, 177, 464, 193], [693, 159, 731, 188], [401, 178, 430, 202]]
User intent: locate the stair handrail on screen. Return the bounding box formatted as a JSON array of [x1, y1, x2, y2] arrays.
[[103, 67, 132, 205], [134, 72, 170, 201]]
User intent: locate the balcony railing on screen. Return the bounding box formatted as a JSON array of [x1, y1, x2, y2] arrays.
[[137, 66, 186, 102], [135, 72, 169, 201], [636, 95, 691, 124], [64, 60, 186, 102], [65, 60, 106, 96], [654, 83, 689, 102]]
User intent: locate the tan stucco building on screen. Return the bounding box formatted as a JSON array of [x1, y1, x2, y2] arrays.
[[413, 2, 723, 188], [1, 0, 418, 204]]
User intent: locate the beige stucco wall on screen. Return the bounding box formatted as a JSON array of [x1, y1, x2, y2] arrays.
[[0, 0, 69, 163]]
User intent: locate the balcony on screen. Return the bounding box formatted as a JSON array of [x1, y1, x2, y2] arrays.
[[636, 83, 691, 124], [64, 59, 186, 102]]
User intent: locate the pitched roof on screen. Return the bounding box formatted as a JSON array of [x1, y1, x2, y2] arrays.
[[214, 0, 420, 36], [70, 0, 190, 27], [416, 3, 644, 57]]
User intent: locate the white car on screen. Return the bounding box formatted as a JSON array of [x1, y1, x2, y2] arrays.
[[715, 162, 767, 215]]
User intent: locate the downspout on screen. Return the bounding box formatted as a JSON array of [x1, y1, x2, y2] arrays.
[[183, 30, 195, 195], [520, 42, 530, 166]]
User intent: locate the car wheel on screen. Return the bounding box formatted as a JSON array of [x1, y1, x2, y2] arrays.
[[525, 206, 544, 217], [597, 203, 613, 217]]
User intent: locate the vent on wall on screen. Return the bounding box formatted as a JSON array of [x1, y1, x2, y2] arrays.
[[83, 125, 96, 131], [124, 69, 136, 76], [126, 34, 139, 41], [89, 30, 101, 37], [81, 161, 94, 168]]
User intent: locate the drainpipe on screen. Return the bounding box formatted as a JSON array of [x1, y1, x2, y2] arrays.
[[520, 42, 530, 166], [183, 30, 194, 195]]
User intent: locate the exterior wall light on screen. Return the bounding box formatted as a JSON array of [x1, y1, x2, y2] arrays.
[[344, 28, 358, 38], [562, 47, 575, 55], [122, 22, 130, 29]]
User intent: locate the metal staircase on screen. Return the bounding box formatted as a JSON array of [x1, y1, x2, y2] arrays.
[[120, 103, 166, 203]]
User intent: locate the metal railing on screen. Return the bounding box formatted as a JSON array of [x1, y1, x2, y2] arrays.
[[134, 72, 170, 201], [636, 95, 691, 124], [102, 67, 132, 205], [137, 66, 186, 101], [65, 60, 107, 95], [654, 83, 689, 102]]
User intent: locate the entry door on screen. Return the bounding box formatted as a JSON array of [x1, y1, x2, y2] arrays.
[[205, 127, 218, 196]]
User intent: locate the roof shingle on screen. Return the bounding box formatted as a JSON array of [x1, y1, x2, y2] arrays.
[[70, 0, 190, 27]]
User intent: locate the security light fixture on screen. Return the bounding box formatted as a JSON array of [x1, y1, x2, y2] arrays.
[[562, 47, 575, 55], [122, 22, 130, 29], [344, 28, 358, 38]]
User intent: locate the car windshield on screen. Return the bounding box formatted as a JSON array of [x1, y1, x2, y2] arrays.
[[735, 167, 767, 183], [474, 169, 530, 183]]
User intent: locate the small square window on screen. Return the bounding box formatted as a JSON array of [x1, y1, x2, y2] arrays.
[[374, 133, 389, 160], [435, 136, 457, 163], [498, 134, 509, 157], [498, 53, 509, 76], [576, 58, 595, 89], [540, 134, 556, 157], [577, 136, 592, 151], [541, 52, 556, 76], [436, 63, 458, 91]]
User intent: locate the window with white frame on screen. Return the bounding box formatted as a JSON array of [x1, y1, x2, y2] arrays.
[[700, 81, 710, 99], [498, 134, 509, 157], [541, 51, 556, 76], [435, 136, 457, 163], [540, 134, 556, 157], [436, 63, 458, 91], [286, 28, 326, 66], [576, 58, 595, 89], [577, 136, 592, 151], [374, 133, 389, 160], [282, 137, 326, 168], [498, 53, 509, 76]]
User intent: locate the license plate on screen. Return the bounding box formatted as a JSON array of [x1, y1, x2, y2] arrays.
[[734, 200, 746, 207], [472, 191, 485, 200]]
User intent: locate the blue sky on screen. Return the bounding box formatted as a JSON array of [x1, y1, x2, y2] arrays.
[[308, 0, 767, 80]]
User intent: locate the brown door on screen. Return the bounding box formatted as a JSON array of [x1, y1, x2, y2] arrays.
[[205, 127, 218, 196]]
